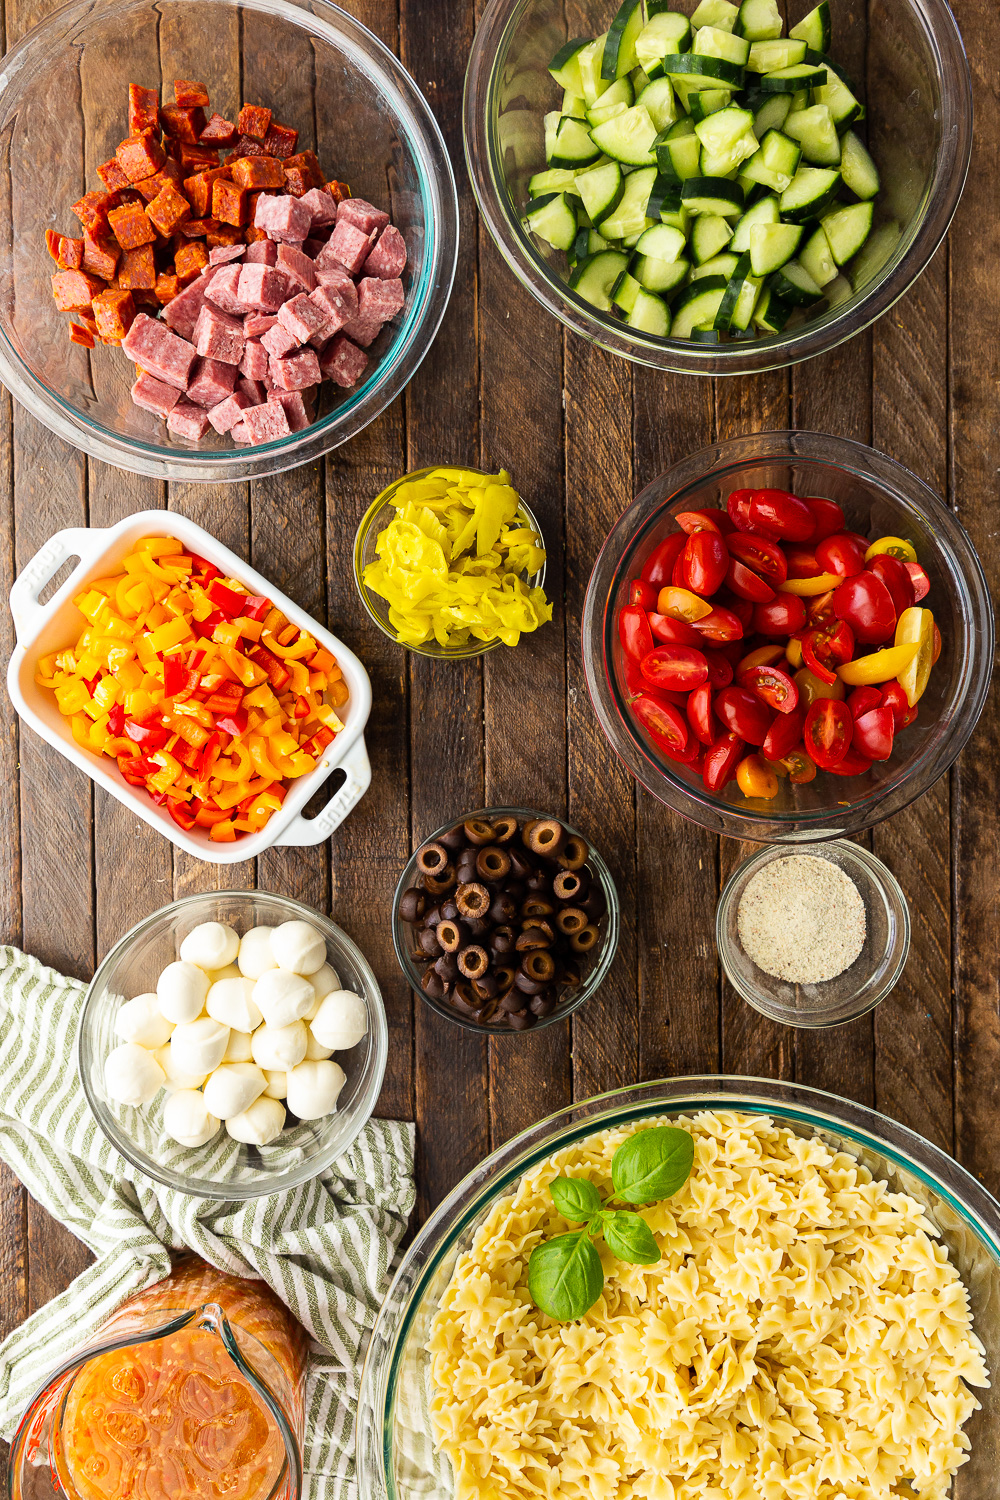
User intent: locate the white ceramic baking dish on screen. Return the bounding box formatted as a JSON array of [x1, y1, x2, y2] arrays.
[[7, 510, 372, 863]]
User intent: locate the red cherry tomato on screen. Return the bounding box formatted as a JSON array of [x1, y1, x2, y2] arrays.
[[628, 579, 657, 610], [619, 605, 654, 662], [832, 573, 897, 644], [631, 693, 689, 756], [703, 649, 735, 688], [640, 533, 685, 590], [726, 488, 766, 534], [807, 589, 838, 626], [725, 558, 775, 603], [648, 612, 704, 646], [677, 531, 729, 596], [640, 644, 710, 693], [853, 705, 895, 761], [804, 497, 846, 541], [932, 623, 942, 665], [690, 604, 745, 644], [803, 699, 852, 769], [713, 638, 747, 665], [826, 746, 874, 776], [866, 554, 915, 617], [801, 621, 854, 685], [726, 534, 788, 584], [718, 592, 754, 629], [714, 685, 774, 745], [675, 508, 733, 536], [737, 662, 799, 715], [905, 561, 931, 601], [815, 532, 867, 578], [785, 546, 822, 579], [687, 683, 717, 746], [761, 707, 805, 762], [752, 594, 808, 636], [748, 489, 815, 541], [847, 685, 884, 720], [782, 748, 817, 784], [702, 731, 745, 793], [880, 681, 913, 730]]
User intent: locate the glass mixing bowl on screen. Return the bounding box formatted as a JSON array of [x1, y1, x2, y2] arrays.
[[464, 0, 972, 374], [358, 1076, 1000, 1500], [79, 890, 388, 1199], [582, 431, 993, 842], [0, 0, 459, 481]]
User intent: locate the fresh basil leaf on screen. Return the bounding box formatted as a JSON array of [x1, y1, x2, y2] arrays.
[[600, 1210, 660, 1265], [528, 1231, 605, 1321], [611, 1125, 694, 1205], [549, 1175, 603, 1223]]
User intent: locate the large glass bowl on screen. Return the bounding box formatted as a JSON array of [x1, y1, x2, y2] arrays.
[[0, 0, 459, 481], [464, 0, 972, 374], [358, 1076, 1000, 1500], [79, 890, 388, 1199], [582, 431, 993, 843]]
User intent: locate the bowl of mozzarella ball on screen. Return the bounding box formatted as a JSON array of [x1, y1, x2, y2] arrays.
[[79, 891, 388, 1199]]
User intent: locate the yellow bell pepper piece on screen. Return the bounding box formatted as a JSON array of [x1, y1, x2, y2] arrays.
[[248, 735, 286, 781], [894, 607, 935, 705], [837, 642, 919, 686]]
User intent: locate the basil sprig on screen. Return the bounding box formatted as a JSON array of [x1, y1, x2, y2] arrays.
[[527, 1126, 694, 1322]]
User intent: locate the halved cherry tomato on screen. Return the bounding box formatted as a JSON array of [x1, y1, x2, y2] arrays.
[[628, 579, 657, 610], [865, 535, 917, 563], [782, 748, 817, 783], [836, 642, 918, 686], [807, 590, 838, 625], [748, 489, 815, 541], [690, 604, 745, 643], [726, 488, 768, 534], [703, 731, 745, 792], [905, 561, 931, 601], [752, 595, 807, 636], [761, 706, 805, 762], [714, 685, 773, 745], [737, 643, 785, 674], [794, 667, 845, 707], [832, 572, 897, 643], [677, 531, 729, 596], [687, 683, 717, 746], [785, 634, 804, 669], [778, 573, 843, 596], [726, 534, 788, 584], [654, 725, 704, 764], [932, 622, 942, 665], [718, 592, 754, 629], [648, 612, 704, 646], [675, 508, 733, 535], [640, 644, 709, 692], [703, 649, 735, 688], [847, 685, 883, 719], [736, 753, 779, 799], [619, 605, 654, 661], [866, 554, 915, 619], [804, 497, 846, 541], [803, 699, 852, 769], [895, 606, 935, 705], [881, 680, 918, 729], [641, 533, 686, 590], [826, 746, 874, 776], [657, 585, 714, 622], [784, 546, 822, 579], [853, 705, 895, 761], [815, 532, 867, 578], [631, 694, 689, 756], [624, 655, 687, 705], [801, 621, 854, 685], [737, 662, 799, 714], [726, 558, 775, 603]]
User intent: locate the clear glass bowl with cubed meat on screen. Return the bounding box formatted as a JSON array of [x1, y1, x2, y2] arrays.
[[0, 0, 459, 480]]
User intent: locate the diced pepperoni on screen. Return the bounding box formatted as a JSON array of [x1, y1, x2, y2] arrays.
[[82, 233, 120, 281], [71, 191, 115, 237], [116, 134, 166, 184], [200, 113, 238, 146], [69, 323, 95, 348], [146, 181, 191, 236], [92, 287, 136, 341], [179, 217, 220, 238], [188, 356, 238, 408], [179, 143, 221, 173], [97, 157, 130, 193], [174, 80, 209, 108], [231, 156, 285, 190], [131, 370, 183, 416], [119, 245, 157, 291], [212, 178, 248, 227], [282, 150, 324, 188], [237, 103, 272, 141], [262, 122, 299, 160], [51, 270, 105, 311], [208, 391, 249, 433], [320, 334, 368, 388], [108, 201, 156, 250], [207, 223, 243, 248], [128, 84, 160, 136], [174, 241, 210, 282], [155, 270, 182, 305], [46, 231, 85, 270], [160, 104, 207, 142]]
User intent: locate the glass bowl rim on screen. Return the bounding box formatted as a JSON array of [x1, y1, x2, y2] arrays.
[[462, 0, 973, 376], [715, 839, 912, 1028], [78, 888, 389, 1200], [581, 430, 995, 842], [390, 803, 620, 1032], [0, 0, 460, 481], [353, 468, 549, 660]]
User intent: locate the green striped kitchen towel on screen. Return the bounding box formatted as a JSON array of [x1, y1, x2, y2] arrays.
[[0, 945, 415, 1500]]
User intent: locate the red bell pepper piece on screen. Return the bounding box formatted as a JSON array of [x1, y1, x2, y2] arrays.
[[238, 594, 271, 621], [194, 803, 232, 827], [293, 696, 310, 719], [194, 609, 227, 639], [216, 708, 249, 738], [189, 553, 220, 583], [302, 725, 335, 756], [167, 800, 197, 831], [83, 675, 101, 696], [117, 752, 156, 785], [163, 658, 200, 698], [198, 731, 222, 779], [203, 681, 243, 715], [172, 739, 202, 770], [248, 644, 291, 691], [124, 718, 169, 749], [206, 578, 248, 617], [107, 703, 125, 736]]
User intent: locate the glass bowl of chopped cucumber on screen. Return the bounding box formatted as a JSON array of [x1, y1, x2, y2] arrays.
[[464, 0, 972, 371]]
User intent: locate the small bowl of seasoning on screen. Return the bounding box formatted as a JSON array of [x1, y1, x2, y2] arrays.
[[716, 842, 911, 1029], [392, 806, 619, 1031]]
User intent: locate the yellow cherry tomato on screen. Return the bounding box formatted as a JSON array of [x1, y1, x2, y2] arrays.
[[778, 573, 842, 596], [894, 606, 935, 705], [736, 753, 779, 800], [794, 667, 845, 707], [656, 586, 714, 623], [837, 641, 920, 687], [865, 536, 918, 564], [785, 636, 804, 669], [737, 644, 785, 674]]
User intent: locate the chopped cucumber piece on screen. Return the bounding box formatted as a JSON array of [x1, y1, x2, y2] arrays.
[[691, 212, 735, 262], [746, 38, 807, 71], [770, 258, 823, 304], [569, 247, 631, 309], [601, 164, 659, 237], [549, 38, 592, 93], [714, 250, 753, 328], [636, 11, 692, 77], [612, 269, 642, 313], [590, 104, 660, 164], [636, 76, 679, 131], [759, 62, 828, 92], [628, 286, 671, 333], [529, 167, 582, 197], [799, 224, 838, 286], [789, 2, 832, 54], [749, 91, 792, 137], [778, 164, 841, 220], [575, 159, 625, 223], [681, 175, 745, 217], [784, 104, 841, 166], [578, 35, 611, 105], [690, 252, 740, 279], [691, 0, 740, 31], [656, 120, 702, 180], [820, 199, 873, 264], [586, 75, 634, 124], [839, 130, 880, 200], [666, 52, 744, 88], [562, 91, 588, 118], [730, 192, 780, 250], [686, 88, 733, 119], [587, 100, 629, 128], [753, 285, 793, 330], [742, 129, 802, 192], [693, 25, 750, 66], [546, 113, 602, 168], [825, 272, 853, 307], [603, 0, 645, 80], [634, 252, 690, 292], [748, 219, 803, 274], [670, 276, 729, 336], [694, 104, 758, 172], [813, 73, 863, 128], [523, 192, 578, 252], [635, 222, 687, 261], [736, 0, 782, 40], [692, 325, 722, 342]]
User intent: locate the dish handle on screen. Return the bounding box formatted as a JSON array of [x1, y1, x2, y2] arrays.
[[9, 526, 103, 644], [274, 737, 371, 847]]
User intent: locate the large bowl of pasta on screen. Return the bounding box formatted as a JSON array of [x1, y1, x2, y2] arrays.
[[358, 1076, 1000, 1500]]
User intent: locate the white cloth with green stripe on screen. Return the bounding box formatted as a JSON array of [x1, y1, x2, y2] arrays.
[[0, 947, 414, 1499]]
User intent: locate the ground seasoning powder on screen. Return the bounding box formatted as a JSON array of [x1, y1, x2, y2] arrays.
[[736, 854, 866, 984]]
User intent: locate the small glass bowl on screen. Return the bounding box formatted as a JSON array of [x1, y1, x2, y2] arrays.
[[79, 890, 388, 1199], [391, 806, 620, 1032], [716, 841, 911, 1028], [353, 468, 548, 660]]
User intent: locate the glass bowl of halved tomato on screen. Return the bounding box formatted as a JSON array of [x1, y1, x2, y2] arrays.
[[581, 431, 993, 843]]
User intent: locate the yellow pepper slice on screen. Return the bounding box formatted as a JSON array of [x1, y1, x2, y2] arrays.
[[837, 642, 920, 686], [865, 536, 918, 563], [778, 573, 843, 596], [894, 607, 935, 705]]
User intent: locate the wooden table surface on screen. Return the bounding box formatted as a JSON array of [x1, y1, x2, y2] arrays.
[[0, 0, 998, 1462]]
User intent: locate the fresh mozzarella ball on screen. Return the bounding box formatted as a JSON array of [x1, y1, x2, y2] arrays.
[[304, 1026, 334, 1061], [304, 964, 341, 1021], [156, 961, 210, 1024], [223, 1029, 254, 1064], [169, 1017, 230, 1078], [155, 1044, 207, 1094], [179, 921, 240, 971], [286, 1059, 346, 1121], [115, 994, 173, 1050], [270, 920, 327, 976], [203, 1062, 267, 1121], [105, 1043, 166, 1107], [252, 1021, 308, 1073], [310, 991, 368, 1052], [262, 1069, 287, 1100], [253, 969, 314, 1029], [208, 963, 241, 984], [163, 1089, 220, 1148], [226, 1096, 286, 1146], [238, 926, 278, 981], [206, 977, 262, 1034]]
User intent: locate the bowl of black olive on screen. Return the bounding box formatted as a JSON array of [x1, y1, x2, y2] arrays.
[[391, 807, 619, 1032]]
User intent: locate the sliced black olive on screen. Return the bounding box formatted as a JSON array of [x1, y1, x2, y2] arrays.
[[521, 949, 556, 983], [397, 887, 426, 924], [477, 845, 512, 882], [557, 835, 589, 872], [570, 923, 601, 954], [555, 906, 588, 937], [456, 882, 490, 919], [463, 818, 494, 846], [553, 869, 585, 903], [490, 814, 519, 843], [423, 865, 457, 896], [416, 840, 449, 876], [437, 919, 468, 953], [525, 818, 565, 858]]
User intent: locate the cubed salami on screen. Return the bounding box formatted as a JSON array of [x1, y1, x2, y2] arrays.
[[337, 197, 390, 236], [246, 239, 277, 266], [299, 186, 339, 229], [237, 262, 290, 313], [204, 263, 245, 316], [193, 303, 245, 365], [277, 292, 330, 344], [188, 355, 238, 407], [207, 390, 249, 433], [238, 376, 267, 407], [314, 263, 359, 311], [339, 307, 382, 348], [276, 243, 316, 293], [243, 401, 292, 444], [162, 273, 212, 338], [122, 312, 197, 389], [244, 313, 278, 337], [253, 193, 311, 242], [358, 275, 405, 322], [240, 339, 270, 381], [364, 224, 407, 280], [230, 420, 251, 444], [321, 219, 374, 276], [308, 282, 353, 339], [262, 322, 299, 360], [320, 334, 368, 388], [269, 347, 321, 390], [167, 399, 211, 439], [268, 388, 312, 432], [209, 242, 246, 266], [131, 370, 182, 416]]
